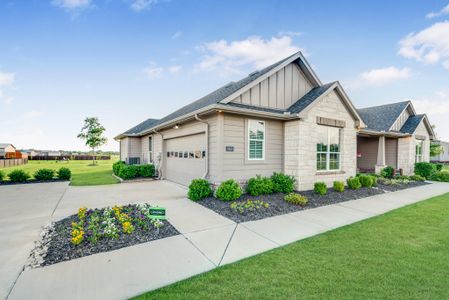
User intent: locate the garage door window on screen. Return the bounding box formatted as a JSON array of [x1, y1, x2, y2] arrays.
[[248, 120, 265, 160]]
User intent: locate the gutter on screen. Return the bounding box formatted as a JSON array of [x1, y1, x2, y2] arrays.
[[195, 114, 209, 179]]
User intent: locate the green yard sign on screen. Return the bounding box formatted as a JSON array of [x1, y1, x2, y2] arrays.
[[149, 207, 166, 220]]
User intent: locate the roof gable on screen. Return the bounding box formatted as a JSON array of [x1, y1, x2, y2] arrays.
[[357, 101, 410, 132]]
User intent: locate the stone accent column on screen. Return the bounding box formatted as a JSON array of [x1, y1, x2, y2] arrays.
[[375, 136, 387, 174]]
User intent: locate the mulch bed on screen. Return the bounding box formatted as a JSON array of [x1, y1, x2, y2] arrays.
[[0, 179, 68, 186], [198, 181, 429, 223], [36, 205, 179, 267]]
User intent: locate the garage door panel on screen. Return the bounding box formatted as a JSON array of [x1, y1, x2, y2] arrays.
[[165, 134, 206, 186]]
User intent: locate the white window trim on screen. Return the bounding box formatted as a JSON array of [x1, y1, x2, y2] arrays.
[[148, 136, 153, 164], [415, 140, 423, 163], [316, 127, 341, 172], [247, 119, 266, 161]]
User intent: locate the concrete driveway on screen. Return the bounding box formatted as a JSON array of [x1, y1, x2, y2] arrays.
[[0, 180, 233, 300]]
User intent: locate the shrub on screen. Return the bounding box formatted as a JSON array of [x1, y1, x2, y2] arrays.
[[414, 162, 436, 179], [284, 193, 308, 206], [434, 163, 444, 172], [314, 182, 327, 195], [271, 172, 295, 193], [347, 177, 361, 190], [112, 161, 126, 176], [118, 165, 139, 179], [430, 171, 449, 182], [139, 164, 155, 177], [188, 179, 212, 201], [0, 170, 4, 182], [359, 174, 373, 188], [370, 175, 378, 186], [8, 169, 30, 182], [410, 174, 425, 182], [333, 181, 345, 192], [33, 168, 55, 181], [57, 167, 72, 180], [230, 200, 269, 214], [380, 166, 395, 178], [246, 175, 273, 196], [215, 179, 242, 201]]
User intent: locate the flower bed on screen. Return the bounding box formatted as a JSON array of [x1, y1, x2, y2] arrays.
[[198, 181, 428, 223], [27, 204, 179, 267]]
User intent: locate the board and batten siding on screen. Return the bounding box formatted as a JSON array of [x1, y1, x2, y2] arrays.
[[390, 108, 411, 132], [230, 62, 313, 110]]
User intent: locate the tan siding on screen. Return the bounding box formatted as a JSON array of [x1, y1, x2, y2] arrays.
[[385, 138, 398, 168], [356, 137, 378, 170], [120, 138, 128, 161]]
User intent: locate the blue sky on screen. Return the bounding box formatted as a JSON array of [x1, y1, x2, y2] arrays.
[[1, 0, 449, 151]]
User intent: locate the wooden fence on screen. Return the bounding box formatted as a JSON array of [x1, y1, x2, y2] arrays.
[[0, 158, 28, 169], [29, 155, 111, 161]]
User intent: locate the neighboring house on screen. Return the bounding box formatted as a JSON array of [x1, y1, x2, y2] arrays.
[[115, 51, 434, 190], [430, 140, 449, 163], [0, 143, 17, 159]]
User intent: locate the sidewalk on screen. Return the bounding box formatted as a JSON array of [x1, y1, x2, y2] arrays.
[[8, 182, 449, 300]]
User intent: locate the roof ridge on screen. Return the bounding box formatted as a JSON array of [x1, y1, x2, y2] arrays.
[[358, 100, 410, 111]]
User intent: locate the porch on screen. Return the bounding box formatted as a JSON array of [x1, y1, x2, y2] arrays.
[[357, 134, 399, 174]]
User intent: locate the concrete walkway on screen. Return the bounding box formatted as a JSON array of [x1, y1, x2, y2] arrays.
[[6, 181, 449, 300]]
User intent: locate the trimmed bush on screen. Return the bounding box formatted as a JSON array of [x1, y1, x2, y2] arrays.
[[188, 179, 212, 201], [139, 164, 155, 177], [57, 167, 72, 180], [370, 175, 378, 186], [380, 166, 395, 178], [434, 163, 444, 172], [414, 162, 436, 179], [215, 179, 242, 201], [8, 169, 30, 182], [118, 165, 139, 180], [112, 161, 126, 176], [284, 193, 308, 206], [33, 168, 55, 181], [314, 182, 327, 195], [246, 175, 273, 196], [0, 170, 4, 182], [430, 171, 449, 182], [271, 172, 295, 193], [359, 174, 373, 188], [333, 181, 345, 192], [347, 177, 362, 190], [410, 174, 425, 182]]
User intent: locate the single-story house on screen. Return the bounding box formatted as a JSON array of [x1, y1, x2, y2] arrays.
[[0, 143, 17, 159], [430, 140, 449, 163], [115, 51, 434, 190]]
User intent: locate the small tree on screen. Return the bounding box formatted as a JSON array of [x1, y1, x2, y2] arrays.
[[430, 142, 443, 157], [77, 117, 107, 165]]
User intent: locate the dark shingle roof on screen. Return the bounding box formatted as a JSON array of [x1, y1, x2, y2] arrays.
[[226, 102, 287, 114], [357, 101, 410, 132], [400, 114, 424, 134], [123, 118, 159, 135], [288, 82, 335, 114]]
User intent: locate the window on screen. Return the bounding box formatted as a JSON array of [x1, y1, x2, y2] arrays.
[[416, 140, 423, 163], [248, 120, 265, 160], [148, 136, 153, 163], [316, 126, 341, 171]]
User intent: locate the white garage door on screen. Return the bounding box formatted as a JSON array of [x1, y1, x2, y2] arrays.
[[164, 133, 206, 186]]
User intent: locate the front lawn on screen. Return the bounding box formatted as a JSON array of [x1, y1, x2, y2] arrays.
[[135, 192, 449, 299], [1, 159, 119, 186]]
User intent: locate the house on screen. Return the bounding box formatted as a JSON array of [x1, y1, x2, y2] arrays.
[[430, 140, 449, 163], [0, 143, 17, 159], [115, 51, 434, 190]]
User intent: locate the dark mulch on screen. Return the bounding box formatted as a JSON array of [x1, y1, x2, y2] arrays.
[[42, 206, 179, 266], [198, 181, 429, 223], [377, 181, 428, 192], [0, 179, 68, 186]]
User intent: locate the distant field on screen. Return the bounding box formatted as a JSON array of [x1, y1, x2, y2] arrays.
[[1, 158, 119, 186]]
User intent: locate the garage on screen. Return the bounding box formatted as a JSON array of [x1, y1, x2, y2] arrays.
[[164, 133, 206, 186]]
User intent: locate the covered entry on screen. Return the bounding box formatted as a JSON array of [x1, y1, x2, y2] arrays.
[[164, 133, 206, 186], [357, 135, 398, 173]]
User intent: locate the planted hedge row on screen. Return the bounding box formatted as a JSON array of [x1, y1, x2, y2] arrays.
[[0, 167, 71, 183], [112, 161, 155, 180]]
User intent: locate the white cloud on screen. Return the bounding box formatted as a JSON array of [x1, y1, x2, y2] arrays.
[[195, 35, 301, 75], [143, 65, 164, 79], [171, 31, 182, 39], [2, 95, 14, 105], [350, 66, 412, 88], [278, 31, 302, 37], [52, 0, 91, 10], [398, 21, 449, 69], [21, 111, 43, 120], [168, 65, 182, 73], [426, 4, 449, 19], [130, 0, 159, 11], [0, 71, 15, 86]]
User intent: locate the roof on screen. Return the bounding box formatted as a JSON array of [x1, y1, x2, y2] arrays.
[[400, 114, 424, 134], [357, 101, 410, 132], [123, 118, 159, 135], [288, 82, 336, 114]]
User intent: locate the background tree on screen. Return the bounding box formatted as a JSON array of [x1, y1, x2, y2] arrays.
[[77, 117, 107, 165], [430, 124, 443, 158]]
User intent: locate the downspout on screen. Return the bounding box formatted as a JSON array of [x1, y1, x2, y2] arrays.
[[152, 129, 164, 180], [195, 114, 209, 179]]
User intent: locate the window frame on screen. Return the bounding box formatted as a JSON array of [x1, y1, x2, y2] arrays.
[[148, 136, 153, 163], [247, 119, 266, 161], [415, 140, 423, 163], [316, 126, 342, 172]]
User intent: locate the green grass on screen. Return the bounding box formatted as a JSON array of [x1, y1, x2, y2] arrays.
[[1, 159, 119, 186], [443, 165, 449, 171], [135, 193, 449, 300]]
